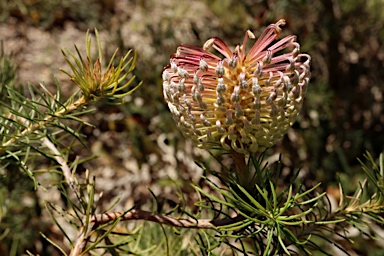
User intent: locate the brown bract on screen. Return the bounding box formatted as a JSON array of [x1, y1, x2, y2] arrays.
[[163, 19, 311, 153]]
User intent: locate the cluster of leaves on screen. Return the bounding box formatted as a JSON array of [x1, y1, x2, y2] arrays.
[[191, 152, 384, 255]]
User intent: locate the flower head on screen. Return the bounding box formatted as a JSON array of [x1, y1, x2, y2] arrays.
[[162, 19, 311, 153]]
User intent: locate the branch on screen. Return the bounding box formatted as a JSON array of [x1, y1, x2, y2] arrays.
[[42, 137, 78, 193], [69, 209, 238, 256], [93, 209, 237, 228]]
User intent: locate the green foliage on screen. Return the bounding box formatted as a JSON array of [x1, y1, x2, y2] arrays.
[[0, 29, 142, 255], [192, 152, 384, 255]]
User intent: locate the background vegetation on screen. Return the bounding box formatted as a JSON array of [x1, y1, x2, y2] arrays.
[[0, 0, 383, 255]]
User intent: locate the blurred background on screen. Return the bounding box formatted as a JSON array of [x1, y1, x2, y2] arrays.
[[0, 0, 383, 255]]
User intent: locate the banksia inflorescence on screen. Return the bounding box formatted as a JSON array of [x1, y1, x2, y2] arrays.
[[163, 19, 311, 154]]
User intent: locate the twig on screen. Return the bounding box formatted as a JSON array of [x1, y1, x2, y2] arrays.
[[69, 209, 239, 256], [91, 209, 237, 228], [42, 137, 78, 194]]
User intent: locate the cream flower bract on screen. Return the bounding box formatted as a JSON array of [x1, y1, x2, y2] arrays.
[[162, 19, 311, 153]]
